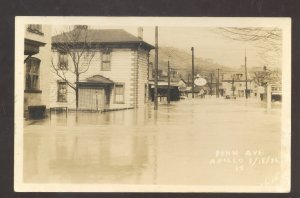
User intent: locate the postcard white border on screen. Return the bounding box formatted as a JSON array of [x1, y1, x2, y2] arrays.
[[15, 17, 291, 192]]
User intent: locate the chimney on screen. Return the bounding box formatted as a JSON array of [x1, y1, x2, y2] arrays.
[[138, 27, 143, 40]]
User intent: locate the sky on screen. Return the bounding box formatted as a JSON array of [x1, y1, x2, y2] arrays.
[[53, 25, 280, 69]]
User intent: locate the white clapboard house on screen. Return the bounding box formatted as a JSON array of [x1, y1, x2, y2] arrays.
[[51, 26, 154, 111]]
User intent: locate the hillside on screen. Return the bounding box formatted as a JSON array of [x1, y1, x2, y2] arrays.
[[149, 46, 233, 80]]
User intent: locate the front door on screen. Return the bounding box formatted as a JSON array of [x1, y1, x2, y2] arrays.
[[79, 88, 105, 111]]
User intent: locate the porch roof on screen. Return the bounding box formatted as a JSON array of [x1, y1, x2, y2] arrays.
[[76, 75, 114, 86]]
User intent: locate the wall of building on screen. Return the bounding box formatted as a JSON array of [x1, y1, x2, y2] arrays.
[[24, 25, 51, 111], [222, 80, 256, 97], [107, 49, 135, 109], [136, 48, 149, 108], [24, 93, 42, 109], [50, 48, 144, 110]]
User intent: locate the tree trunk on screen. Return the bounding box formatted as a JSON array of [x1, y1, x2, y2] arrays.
[[76, 75, 79, 110]]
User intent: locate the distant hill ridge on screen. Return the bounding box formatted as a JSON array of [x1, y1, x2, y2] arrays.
[[149, 46, 235, 80]]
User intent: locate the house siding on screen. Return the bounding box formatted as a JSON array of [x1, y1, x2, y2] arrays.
[[137, 49, 149, 107], [50, 48, 146, 110]]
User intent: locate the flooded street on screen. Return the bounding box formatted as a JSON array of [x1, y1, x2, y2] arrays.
[[23, 97, 282, 186]]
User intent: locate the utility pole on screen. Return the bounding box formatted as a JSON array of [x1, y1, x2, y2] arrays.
[[232, 76, 235, 96], [245, 48, 248, 99], [191, 47, 195, 98], [217, 68, 220, 98], [210, 73, 213, 96], [167, 59, 170, 104], [154, 26, 158, 110]]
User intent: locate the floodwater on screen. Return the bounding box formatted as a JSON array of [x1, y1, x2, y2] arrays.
[[23, 97, 282, 186]]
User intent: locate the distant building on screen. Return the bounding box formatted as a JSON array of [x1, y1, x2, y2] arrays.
[[221, 73, 254, 97], [148, 80, 181, 102], [148, 66, 182, 101], [51, 27, 154, 111], [202, 74, 218, 96], [180, 82, 199, 98], [179, 74, 215, 98], [177, 78, 187, 92], [24, 24, 51, 118], [251, 66, 282, 101]]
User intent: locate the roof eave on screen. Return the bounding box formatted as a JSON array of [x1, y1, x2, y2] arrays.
[[52, 41, 155, 50]]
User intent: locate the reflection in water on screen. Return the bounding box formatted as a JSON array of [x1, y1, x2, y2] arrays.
[[24, 99, 282, 185], [24, 132, 151, 183]]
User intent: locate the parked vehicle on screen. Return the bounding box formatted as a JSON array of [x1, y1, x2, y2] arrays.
[[225, 95, 236, 99]]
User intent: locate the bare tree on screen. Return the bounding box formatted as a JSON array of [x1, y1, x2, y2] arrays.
[[253, 66, 281, 86], [51, 26, 96, 110], [214, 27, 282, 67]]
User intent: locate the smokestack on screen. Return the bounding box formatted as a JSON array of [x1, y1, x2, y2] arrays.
[[138, 27, 143, 40]]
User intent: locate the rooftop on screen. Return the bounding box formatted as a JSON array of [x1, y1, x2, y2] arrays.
[[52, 29, 154, 49]]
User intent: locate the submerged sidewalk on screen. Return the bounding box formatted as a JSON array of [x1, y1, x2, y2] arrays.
[[22, 97, 282, 186]]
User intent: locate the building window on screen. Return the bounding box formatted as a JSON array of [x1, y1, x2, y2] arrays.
[[27, 24, 43, 35], [58, 52, 68, 70], [57, 82, 67, 102], [25, 57, 40, 91], [101, 51, 111, 71], [114, 84, 125, 104]]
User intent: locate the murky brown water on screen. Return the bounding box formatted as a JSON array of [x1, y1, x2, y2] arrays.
[[24, 98, 282, 186]]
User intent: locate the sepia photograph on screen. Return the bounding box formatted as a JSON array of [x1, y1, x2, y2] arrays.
[[14, 17, 291, 192]]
